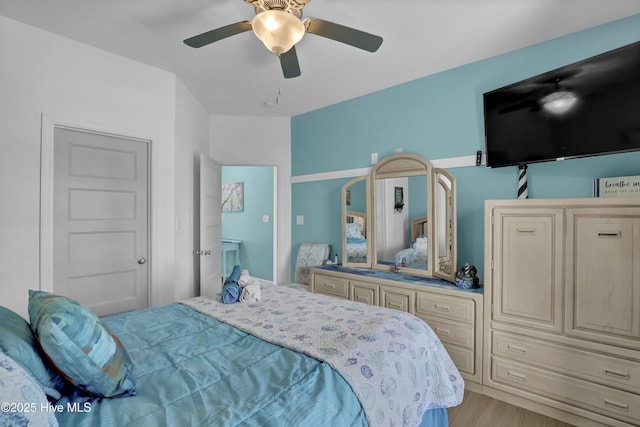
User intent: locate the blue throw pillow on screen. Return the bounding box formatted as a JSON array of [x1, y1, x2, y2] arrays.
[[0, 306, 65, 399], [346, 223, 363, 239], [28, 290, 136, 398]]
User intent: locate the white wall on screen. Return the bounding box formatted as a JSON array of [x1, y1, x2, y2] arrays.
[[174, 78, 212, 300], [210, 115, 291, 285], [0, 16, 180, 316]]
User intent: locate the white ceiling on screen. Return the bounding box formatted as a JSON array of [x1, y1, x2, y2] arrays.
[[1, 0, 639, 117]]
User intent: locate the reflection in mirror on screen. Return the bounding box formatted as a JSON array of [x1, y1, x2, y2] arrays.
[[375, 177, 407, 262], [342, 177, 370, 267], [375, 175, 429, 270]]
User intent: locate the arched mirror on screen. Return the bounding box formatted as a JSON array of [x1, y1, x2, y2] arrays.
[[371, 153, 434, 277], [341, 176, 371, 267]]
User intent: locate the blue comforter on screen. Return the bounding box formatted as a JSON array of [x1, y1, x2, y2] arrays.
[[55, 303, 367, 426]]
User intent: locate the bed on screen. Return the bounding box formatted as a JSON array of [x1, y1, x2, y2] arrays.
[[394, 216, 429, 268], [0, 284, 463, 427], [346, 211, 368, 263], [394, 245, 427, 267]]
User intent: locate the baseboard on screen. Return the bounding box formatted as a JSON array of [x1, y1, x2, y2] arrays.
[[464, 381, 482, 394]]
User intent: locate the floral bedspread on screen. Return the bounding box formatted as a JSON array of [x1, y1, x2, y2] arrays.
[[182, 285, 463, 427]]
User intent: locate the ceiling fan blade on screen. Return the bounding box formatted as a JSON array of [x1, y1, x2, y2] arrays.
[[184, 21, 252, 48], [304, 18, 382, 52], [279, 47, 301, 79]]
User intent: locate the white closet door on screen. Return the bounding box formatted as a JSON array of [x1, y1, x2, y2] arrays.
[[53, 127, 149, 316]]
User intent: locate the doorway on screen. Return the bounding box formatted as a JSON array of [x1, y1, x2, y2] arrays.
[[221, 166, 277, 283]]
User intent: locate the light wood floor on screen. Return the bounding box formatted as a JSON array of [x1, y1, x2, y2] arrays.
[[448, 390, 575, 427]]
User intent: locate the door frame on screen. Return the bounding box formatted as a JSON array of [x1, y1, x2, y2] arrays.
[[39, 114, 153, 303], [221, 164, 278, 284]]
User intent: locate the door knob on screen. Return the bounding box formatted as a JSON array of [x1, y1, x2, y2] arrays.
[[204, 249, 212, 256], [137, 257, 147, 264]]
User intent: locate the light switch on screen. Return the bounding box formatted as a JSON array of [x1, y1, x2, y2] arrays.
[[371, 152, 378, 164], [296, 215, 304, 225], [262, 215, 270, 223]]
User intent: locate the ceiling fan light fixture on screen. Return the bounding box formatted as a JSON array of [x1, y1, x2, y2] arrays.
[[251, 10, 305, 54], [540, 90, 578, 115]]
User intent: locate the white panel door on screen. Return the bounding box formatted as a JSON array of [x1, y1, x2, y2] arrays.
[[200, 154, 222, 297], [53, 127, 149, 316]]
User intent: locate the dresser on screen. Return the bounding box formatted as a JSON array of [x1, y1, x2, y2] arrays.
[[310, 265, 484, 386], [484, 198, 640, 427]]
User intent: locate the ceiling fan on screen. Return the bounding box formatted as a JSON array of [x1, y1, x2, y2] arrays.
[[183, 0, 383, 78]]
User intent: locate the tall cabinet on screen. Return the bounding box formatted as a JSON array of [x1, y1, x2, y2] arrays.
[[484, 198, 640, 427]]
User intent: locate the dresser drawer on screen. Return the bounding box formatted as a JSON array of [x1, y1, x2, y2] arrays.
[[416, 292, 474, 323], [350, 280, 378, 306], [492, 357, 640, 424], [313, 274, 349, 299], [422, 315, 474, 349], [380, 286, 415, 314], [493, 331, 640, 394], [444, 344, 474, 376]]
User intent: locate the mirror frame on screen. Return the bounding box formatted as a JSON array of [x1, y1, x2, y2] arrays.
[[432, 168, 457, 282], [341, 176, 372, 268], [370, 153, 435, 277]]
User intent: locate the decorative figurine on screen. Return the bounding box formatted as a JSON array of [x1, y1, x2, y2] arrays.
[[455, 263, 479, 289]]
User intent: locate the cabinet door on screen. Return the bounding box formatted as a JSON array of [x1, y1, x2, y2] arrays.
[[565, 208, 640, 348], [491, 208, 564, 332]]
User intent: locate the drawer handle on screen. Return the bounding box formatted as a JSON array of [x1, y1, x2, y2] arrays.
[[434, 304, 450, 312], [507, 370, 527, 382], [325, 283, 335, 289], [598, 231, 621, 238], [388, 302, 402, 310], [434, 327, 450, 336], [604, 368, 630, 380], [517, 228, 536, 235], [507, 344, 527, 354], [603, 399, 629, 412]]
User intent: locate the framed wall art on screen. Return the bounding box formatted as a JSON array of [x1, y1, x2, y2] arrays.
[[222, 182, 244, 212]]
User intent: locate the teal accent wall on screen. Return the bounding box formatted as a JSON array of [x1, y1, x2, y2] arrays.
[[222, 166, 274, 280], [292, 178, 347, 277], [291, 15, 640, 282]]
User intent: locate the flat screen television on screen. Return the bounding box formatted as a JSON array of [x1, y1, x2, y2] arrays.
[[483, 41, 640, 168]]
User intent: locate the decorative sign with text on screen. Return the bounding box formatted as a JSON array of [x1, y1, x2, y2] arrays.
[[593, 175, 640, 198]]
